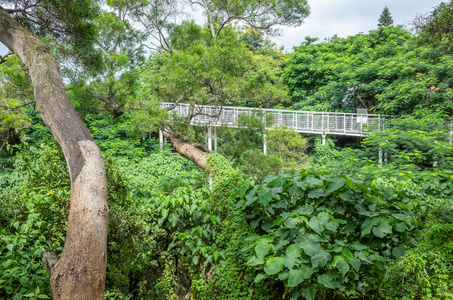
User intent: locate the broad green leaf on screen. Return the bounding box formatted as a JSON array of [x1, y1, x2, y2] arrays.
[[332, 255, 350, 276], [311, 251, 331, 268], [318, 274, 335, 289], [271, 187, 283, 195], [289, 184, 303, 196], [349, 258, 361, 271], [264, 257, 284, 275], [287, 269, 305, 287], [317, 212, 330, 224], [254, 273, 267, 283], [278, 270, 289, 280], [392, 247, 406, 258], [300, 239, 323, 257], [286, 243, 302, 255], [13, 222, 19, 230], [325, 221, 339, 232], [285, 218, 300, 229], [293, 205, 314, 216], [12, 295, 22, 300], [258, 188, 273, 206], [306, 177, 324, 187], [245, 195, 258, 206], [247, 257, 264, 266], [301, 286, 317, 300], [308, 217, 325, 234], [361, 217, 379, 237], [168, 213, 179, 227], [19, 276, 29, 286], [372, 219, 392, 238], [283, 252, 300, 269], [296, 181, 309, 190], [6, 244, 13, 251], [325, 177, 345, 195], [394, 222, 407, 232], [341, 248, 353, 259], [161, 208, 168, 219], [192, 255, 199, 265], [308, 189, 324, 199], [255, 243, 271, 259], [264, 263, 282, 275]]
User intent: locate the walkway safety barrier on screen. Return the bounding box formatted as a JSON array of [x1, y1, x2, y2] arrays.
[[160, 102, 388, 138]]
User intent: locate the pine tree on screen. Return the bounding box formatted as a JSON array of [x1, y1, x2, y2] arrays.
[[378, 6, 394, 27]]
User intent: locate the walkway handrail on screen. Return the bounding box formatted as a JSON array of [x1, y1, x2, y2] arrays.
[[161, 102, 389, 137]]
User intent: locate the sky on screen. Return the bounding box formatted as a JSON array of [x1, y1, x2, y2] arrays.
[[0, 0, 445, 55], [273, 0, 443, 50]]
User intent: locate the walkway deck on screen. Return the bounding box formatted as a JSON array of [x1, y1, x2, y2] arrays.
[[161, 102, 387, 137]]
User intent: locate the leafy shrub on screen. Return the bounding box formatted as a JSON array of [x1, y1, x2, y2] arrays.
[[235, 171, 419, 299], [310, 137, 339, 169], [379, 196, 453, 299], [0, 204, 56, 299]]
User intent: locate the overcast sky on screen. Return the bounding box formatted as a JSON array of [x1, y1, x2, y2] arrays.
[[273, 0, 443, 51], [0, 0, 444, 55]]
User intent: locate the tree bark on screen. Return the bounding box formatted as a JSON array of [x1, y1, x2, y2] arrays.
[[162, 128, 208, 169], [0, 7, 109, 299]]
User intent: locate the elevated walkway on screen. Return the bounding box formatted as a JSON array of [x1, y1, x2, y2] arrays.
[[161, 102, 388, 138]]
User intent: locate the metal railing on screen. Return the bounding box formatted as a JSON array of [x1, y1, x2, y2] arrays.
[[160, 102, 388, 137]]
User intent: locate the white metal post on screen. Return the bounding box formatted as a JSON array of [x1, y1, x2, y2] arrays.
[[159, 129, 164, 153], [214, 127, 218, 151], [208, 127, 212, 151], [263, 131, 267, 155], [379, 145, 383, 166], [321, 134, 326, 146]]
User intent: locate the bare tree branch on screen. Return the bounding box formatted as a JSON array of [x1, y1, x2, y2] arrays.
[[0, 101, 36, 113], [0, 53, 14, 64]]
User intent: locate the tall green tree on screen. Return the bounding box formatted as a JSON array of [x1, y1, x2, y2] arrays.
[[416, 1, 453, 53], [283, 26, 453, 116], [131, 0, 310, 53], [134, 0, 308, 169], [0, 1, 109, 298], [378, 6, 394, 27], [73, 1, 145, 117], [0, 54, 34, 152]]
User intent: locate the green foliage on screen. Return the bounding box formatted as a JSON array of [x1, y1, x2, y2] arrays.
[[283, 26, 453, 115], [267, 126, 308, 166], [362, 116, 453, 169], [417, 1, 453, 54], [235, 171, 419, 299], [84, 113, 157, 159], [186, 0, 310, 36], [380, 200, 453, 299], [138, 22, 290, 116], [67, 2, 145, 117], [0, 55, 34, 153], [378, 7, 394, 27], [207, 153, 244, 207], [0, 207, 53, 299], [310, 137, 340, 169]]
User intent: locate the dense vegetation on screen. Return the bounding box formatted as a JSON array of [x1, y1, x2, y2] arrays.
[[1, 1, 453, 299]]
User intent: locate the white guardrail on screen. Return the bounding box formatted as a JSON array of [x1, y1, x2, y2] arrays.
[[160, 102, 388, 137]]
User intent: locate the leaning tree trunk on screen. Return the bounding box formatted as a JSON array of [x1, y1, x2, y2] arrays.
[[162, 128, 208, 169], [0, 7, 109, 299]]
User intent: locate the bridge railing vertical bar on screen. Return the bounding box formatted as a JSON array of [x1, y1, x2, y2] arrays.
[[327, 113, 330, 134], [343, 114, 346, 134], [360, 114, 363, 135], [311, 113, 315, 132]]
